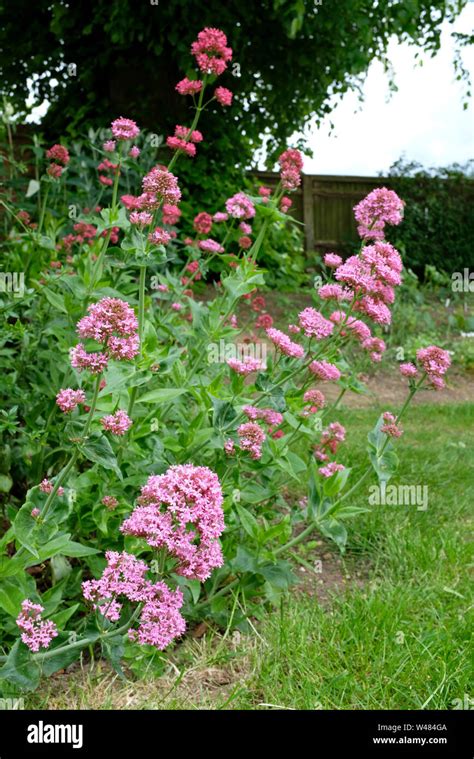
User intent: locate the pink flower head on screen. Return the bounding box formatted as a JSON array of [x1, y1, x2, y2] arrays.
[[47, 163, 63, 179], [400, 362, 418, 378], [278, 148, 303, 191], [101, 409, 133, 436], [324, 252, 343, 268], [193, 212, 213, 235], [416, 345, 451, 388], [213, 211, 229, 223], [318, 284, 352, 302], [77, 298, 138, 344], [46, 144, 70, 165], [258, 187, 271, 201], [111, 117, 140, 141], [31, 508, 40, 518], [354, 187, 404, 239], [303, 389, 325, 410], [319, 462, 345, 478], [255, 313, 273, 329], [176, 77, 203, 96], [381, 411, 403, 438], [239, 222, 252, 234], [227, 356, 264, 375], [70, 344, 109, 374], [56, 387, 86, 413], [191, 28, 232, 76], [171, 302, 182, 311], [39, 479, 64, 496], [199, 238, 224, 254], [238, 422, 266, 460], [309, 360, 341, 382], [148, 227, 171, 246], [215, 86, 233, 106], [130, 211, 153, 227], [129, 582, 186, 649], [16, 600, 58, 653], [82, 550, 186, 650], [239, 235, 252, 249], [298, 307, 334, 340], [225, 192, 256, 220], [102, 496, 119, 510], [121, 194, 143, 211], [142, 167, 181, 205], [129, 145, 140, 159], [162, 204, 181, 225], [121, 465, 225, 582], [280, 196, 292, 213], [266, 327, 305, 359], [224, 439, 235, 455], [167, 136, 196, 157], [103, 140, 116, 152]]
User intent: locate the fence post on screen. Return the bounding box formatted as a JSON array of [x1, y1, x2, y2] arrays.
[[302, 174, 314, 254]]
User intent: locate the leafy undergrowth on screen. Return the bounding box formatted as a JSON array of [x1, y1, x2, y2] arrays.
[[24, 402, 473, 710]]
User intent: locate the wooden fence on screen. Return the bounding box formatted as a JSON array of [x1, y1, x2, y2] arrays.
[[252, 171, 387, 254]]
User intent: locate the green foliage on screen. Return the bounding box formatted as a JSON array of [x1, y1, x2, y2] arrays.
[[386, 158, 474, 276]]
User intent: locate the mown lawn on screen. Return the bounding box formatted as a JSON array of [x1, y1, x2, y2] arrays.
[[25, 402, 474, 710]]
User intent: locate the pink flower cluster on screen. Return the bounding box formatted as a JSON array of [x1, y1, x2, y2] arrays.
[[319, 462, 345, 478], [71, 297, 139, 373], [56, 387, 86, 413], [215, 86, 233, 106], [198, 238, 224, 254], [167, 125, 203, 157], [354, 187, 404, 240], [324, 253, 343, 268], [101, 410, 132, 436], [237, 422, 266, 460], [243, 405, 283, 429], [16, 600, 58, 652], [225, 192, 256, 220], [309, 360, 341, 382], [416, 346, 451, 390], [46, 143, 70, 179], [194, 212, 213, 234], [82, 551, 186, 650], [191, 28, 232, 76], [39, 479, 64, 496], [335, 240, 403, 325], [329, 311, 386, 362], [162, 204, 181, 225], [227, 356, 264, 375], [400, 362, 418, 378], [102, 496, 118, 510], [266, 327, 304, 358], [278, 148, 303, 191], [148, 227, 171, 246], [303, 389, 326, 413], [142, 166, 181, 206], [111, 117, 140, 141], [176, 77, 203, 96], [315, 422, 346, 462], [381, 411, 403, 438], [121, 465, 225, 582], [298, 307, 334, 340]]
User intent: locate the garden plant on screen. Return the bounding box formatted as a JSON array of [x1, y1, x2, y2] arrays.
[[0, 27, 454, 694]]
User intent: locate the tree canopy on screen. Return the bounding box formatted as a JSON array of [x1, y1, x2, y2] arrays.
[[0, 0, 469, 180]]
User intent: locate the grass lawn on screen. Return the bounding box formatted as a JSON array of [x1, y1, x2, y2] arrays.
[[25, 402, 474, 710]]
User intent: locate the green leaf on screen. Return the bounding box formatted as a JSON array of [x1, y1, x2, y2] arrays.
[[80, 434, 123, 479], [136, 387, 187, 404], [43, 287, 68, 314], [211, 397, 236, 429], [51, 604, 79, 629], [235, 504, 261, 542], [319, 518, 348, 552], [0, 474, 12, 493], [0, 640, 40, 692]]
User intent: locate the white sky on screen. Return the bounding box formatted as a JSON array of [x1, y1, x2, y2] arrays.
[[299, 3, 474, 175]]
